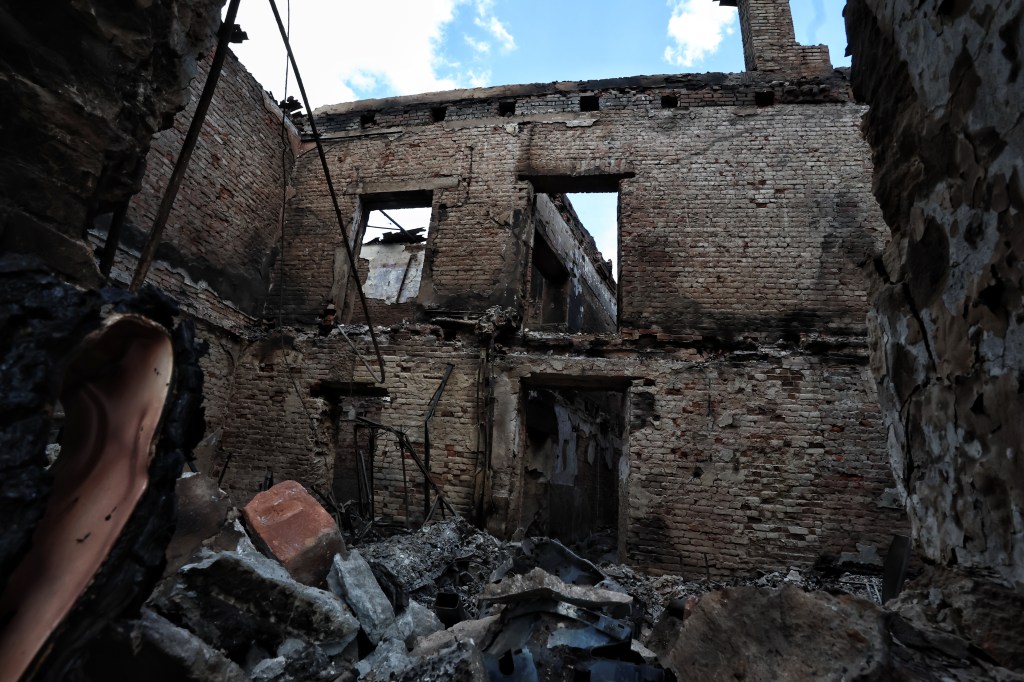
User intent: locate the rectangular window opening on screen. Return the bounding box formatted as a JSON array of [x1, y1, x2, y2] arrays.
[[579, 95, 600, 112], [526, 184, 619, 334], [498, 101, 516, 116], [357, 195, 433, 308], [430, 106, 448, 122], [360, 112, 377, 127], [520, 383, 628, 552], [661, 94, 678, 109]]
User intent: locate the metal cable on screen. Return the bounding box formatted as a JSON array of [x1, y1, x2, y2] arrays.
[[130, 0, 242, 291], [266, 0, 386, 383]]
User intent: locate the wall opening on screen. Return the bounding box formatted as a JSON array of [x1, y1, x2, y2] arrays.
[[520, 382, 627, 557], [356, 196, 433, 308], [660, 94, 678, 109], [498, 100, 516, 116], [528, 234, 569, 326], [525, 186, 618, 333], [580, 95, 600, 112]]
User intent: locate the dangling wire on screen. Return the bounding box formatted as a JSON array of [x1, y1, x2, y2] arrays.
[[266, 0, 386, 384]]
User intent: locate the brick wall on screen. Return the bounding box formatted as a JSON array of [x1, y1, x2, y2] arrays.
[[116, 49, 298, 322], [491, 342, 906, 578], [281, 71, 883, 341], [134, 9, 907, 577]]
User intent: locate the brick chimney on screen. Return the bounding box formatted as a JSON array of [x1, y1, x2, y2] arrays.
[[716, 0, 832, 75]]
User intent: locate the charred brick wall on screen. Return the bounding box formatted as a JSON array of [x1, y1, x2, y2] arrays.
[[281, 71, 884, 341], [90, 50, 299, 447], [725, 0, 832, 75], [847, 0, 1024, 583], [491, 342, 906, 578], [216, 326, 484, 524], [115, 50, 298, 322], [0, 0, 223, 286], [214, 332, 357, 498], [195, 3, 905, 577]]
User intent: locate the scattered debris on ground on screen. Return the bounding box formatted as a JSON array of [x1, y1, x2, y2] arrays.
[[83, 479, 1024, 681]]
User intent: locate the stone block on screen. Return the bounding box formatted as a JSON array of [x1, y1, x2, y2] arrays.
[[242, 480, 344, 586], [327, 549, 396, 644]]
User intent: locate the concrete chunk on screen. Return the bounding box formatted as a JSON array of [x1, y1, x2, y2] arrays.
[[383, 600, 445, 650], [328, 549, 396, 644]]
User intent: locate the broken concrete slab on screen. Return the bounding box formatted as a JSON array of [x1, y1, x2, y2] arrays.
[[249, 637, 343, 682], [651, 584, 1024, 681], [153, 550, 359, 672], [479, 566, 634, 618], [355, 638, 412, 679], [382, 599, 445, 650], [651, 585, 889, 680], [359, 517, 512, 618], [327, 549, 396, 645], [164, 472, 233, 577], [889, 567, 1024, 672], [243, 480, 345, 586], [413, 615, 503, 658], [85, 608, 248, 682]]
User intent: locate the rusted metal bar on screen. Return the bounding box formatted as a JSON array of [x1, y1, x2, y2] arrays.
[[379, 209, 411, 236], [422, 363, 455, 519], [129, 0, 241, 292], [266, 0, 386, 383], [98, 202, 128, 280]]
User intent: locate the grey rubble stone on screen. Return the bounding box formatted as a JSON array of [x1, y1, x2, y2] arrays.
[[356, 638, 412, 679], [393, 638, 488, 682], [154, 550, 359, 664], [131, 608, 249, 682], [479, 567, 634, 617], [382, 599, 445, 650], [328, 549, 397, 644], [361, 636, 488, 682]]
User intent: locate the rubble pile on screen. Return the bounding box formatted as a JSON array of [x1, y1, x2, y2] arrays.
[[83, 479, 1024, 681]]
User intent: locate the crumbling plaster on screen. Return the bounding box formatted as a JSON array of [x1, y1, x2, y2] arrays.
[[847, 0, 1024, 584]]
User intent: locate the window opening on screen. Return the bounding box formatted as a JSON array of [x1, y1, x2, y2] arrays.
[[358, 200, 432, 308], [579, 95, 600, 112], [526, 185, 619, 334], [498, 101, 516, 116], [660, 94, 678, 109], [430, 106, 448, 122]]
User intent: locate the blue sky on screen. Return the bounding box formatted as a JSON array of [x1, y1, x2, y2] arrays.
[[230, 0, 850, 278]]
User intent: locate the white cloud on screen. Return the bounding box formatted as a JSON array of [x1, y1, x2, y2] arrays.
[[465, 69, 491, 88], [230, 0, 480, 108], [663, 0, 737, 68], [464, 35, 492, 54], [475, 15, 516, 51]]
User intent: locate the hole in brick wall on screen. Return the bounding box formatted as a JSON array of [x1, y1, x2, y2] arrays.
[[660, 95, 678, 109], [525, 189, 618, 334], [355, 191, 434, 313], [754, 90, 775, 107], [360, 112, 377, 127], [498, 101, 516, 116], [579, 95, 600, 112], [430, 106, 447, 122], [363, 206, 431, 245], [520, 383, 627, 548]]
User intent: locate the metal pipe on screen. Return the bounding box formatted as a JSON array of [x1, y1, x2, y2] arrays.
[[266, 0, 386, 383], [129, 0, 242, 291], [98, 202, 128, 280]]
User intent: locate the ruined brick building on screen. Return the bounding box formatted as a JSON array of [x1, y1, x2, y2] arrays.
[[78, 0, 909, 579], [2, 0, 1023, 677]]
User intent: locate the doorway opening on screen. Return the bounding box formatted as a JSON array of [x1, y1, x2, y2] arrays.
[[520, 379, 628, 560]]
